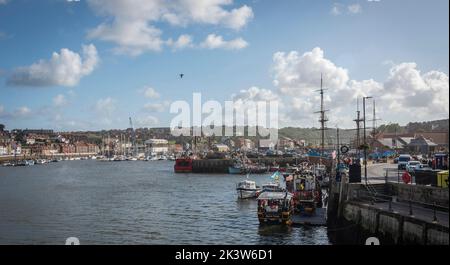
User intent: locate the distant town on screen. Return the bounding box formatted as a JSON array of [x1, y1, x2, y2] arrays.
[[1, 119, 448, 162]]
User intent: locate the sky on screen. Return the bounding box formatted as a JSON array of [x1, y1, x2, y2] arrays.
[[0, 0, 448, 131]]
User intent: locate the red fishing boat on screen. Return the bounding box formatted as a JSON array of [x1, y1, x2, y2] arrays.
[[174, 157, 193, 173]]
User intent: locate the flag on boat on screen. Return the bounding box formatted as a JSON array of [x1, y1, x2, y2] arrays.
[[270, 171, 281, 180]]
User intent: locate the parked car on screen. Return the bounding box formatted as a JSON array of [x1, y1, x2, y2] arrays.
[[406, 160, 421, 173], [393, 157, 399, 164], [415, 163, 432, 171], [397, 154, 412, 170]]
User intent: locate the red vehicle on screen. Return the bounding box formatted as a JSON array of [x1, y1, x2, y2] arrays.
[[174, 157, 193, 173]]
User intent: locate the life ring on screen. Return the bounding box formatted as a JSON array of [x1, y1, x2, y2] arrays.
[[340, 145, 349, 154]]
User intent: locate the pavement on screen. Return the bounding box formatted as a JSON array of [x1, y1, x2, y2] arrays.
[[360, 200, 449, 228], [356, 162, 449, 227]]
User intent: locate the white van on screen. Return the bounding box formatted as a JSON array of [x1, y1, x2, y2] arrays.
[[397, 154, 411, 170]]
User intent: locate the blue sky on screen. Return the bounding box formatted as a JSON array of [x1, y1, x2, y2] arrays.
[[0, 0, 448, 131]]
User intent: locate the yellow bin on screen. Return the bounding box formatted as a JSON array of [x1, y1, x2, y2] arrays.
[[437, 170, 449, 188]]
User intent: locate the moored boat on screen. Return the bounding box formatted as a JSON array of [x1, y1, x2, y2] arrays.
[[228, 164, 244, 174], [285, 170, 323, 215], [174, 157, 193, 173], [236, 180, 261, 199], [257, 191, 294, 225]]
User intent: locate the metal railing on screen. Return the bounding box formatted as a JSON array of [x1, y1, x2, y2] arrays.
[[354, 187, 448, 223]]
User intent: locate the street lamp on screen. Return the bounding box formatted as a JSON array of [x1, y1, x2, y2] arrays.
[[363, 96, 372, 184]]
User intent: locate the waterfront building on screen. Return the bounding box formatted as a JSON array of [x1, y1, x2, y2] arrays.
[[145, 139, 169, 154], [212, 144, 229, 153], [0, 145, 8, 156]]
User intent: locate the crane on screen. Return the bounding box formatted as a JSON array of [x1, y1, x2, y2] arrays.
[[129, 117, 137, 156]]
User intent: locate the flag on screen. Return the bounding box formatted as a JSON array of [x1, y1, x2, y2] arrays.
[[402, 171, 411, 184], [270, 171, 280, 181]]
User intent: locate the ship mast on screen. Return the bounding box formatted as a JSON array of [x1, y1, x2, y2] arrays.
[[315, 74, 329, 163], [353, 98, 363, 157]]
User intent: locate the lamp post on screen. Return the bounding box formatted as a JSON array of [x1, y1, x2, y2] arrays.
[[363, 96, 372, 184]]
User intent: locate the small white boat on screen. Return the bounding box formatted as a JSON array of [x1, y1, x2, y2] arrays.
[[25, 160, 35, 166], [236, 180, 261, 199], [36, 159, 47, 165]]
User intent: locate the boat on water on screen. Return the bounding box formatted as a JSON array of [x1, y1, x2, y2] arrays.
[[25, 160, 35, 166], [246, 164, 268, 174], [285, 170, 323, 216], [35, 159, 48, 165], [15, 160, 27, 166], [257, 191, 294, 225], [261, 182, 284, 192], [174, 157, 193, 173], [2, 162, 14, 166], [228, 163, 244, 174], [236, 180, 262, 199]]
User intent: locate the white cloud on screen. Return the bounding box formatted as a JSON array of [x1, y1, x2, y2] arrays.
[[0, 105, 33, 119], [272, 47, 349, 97], [167, 34, 194, 50], [383, 63, 449, 115], [7, 44, 99, 87], [230, 86, 281, 127], [88, 20, 163, 56], [53, 94, 67, 107], [232, 86, 280, 102], [270, 47, 449, 127], [95, 97, 116, 116], [348, 4, 362, 14], [200, 34, 248, 50], [331, 4, 342, 15], [140, 87, 160, 99], [143, 101, 170, 112], [15, 106, 31, 117], [86, 0, 253, 55], [0, 0, 9, 5], [135, 115, 159, 127]]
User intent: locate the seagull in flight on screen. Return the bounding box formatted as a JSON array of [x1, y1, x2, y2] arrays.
[[179, 73, 184, 79]]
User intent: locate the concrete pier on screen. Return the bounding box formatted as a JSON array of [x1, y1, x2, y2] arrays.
[[327, 181, 449, 245]]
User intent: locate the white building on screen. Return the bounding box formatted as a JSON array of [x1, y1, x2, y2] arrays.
[[0, 145, 8, 156], [145, 139, 169, 154]]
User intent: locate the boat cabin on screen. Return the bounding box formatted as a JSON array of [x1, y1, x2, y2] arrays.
[[257, 191, 294, 224], [236, 180, 258, 190]]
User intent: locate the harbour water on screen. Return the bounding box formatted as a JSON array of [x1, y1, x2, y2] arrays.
[[0, 160, 330, 245]]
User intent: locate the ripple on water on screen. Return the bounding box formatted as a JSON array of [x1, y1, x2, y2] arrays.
[[0, 160, 330, 244]]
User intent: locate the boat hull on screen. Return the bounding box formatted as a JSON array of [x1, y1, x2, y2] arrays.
[[174, 158, 193, 173], [257, 211, 292, 225], [228, 166, 243, 174], [236, 188, 259, 199]]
